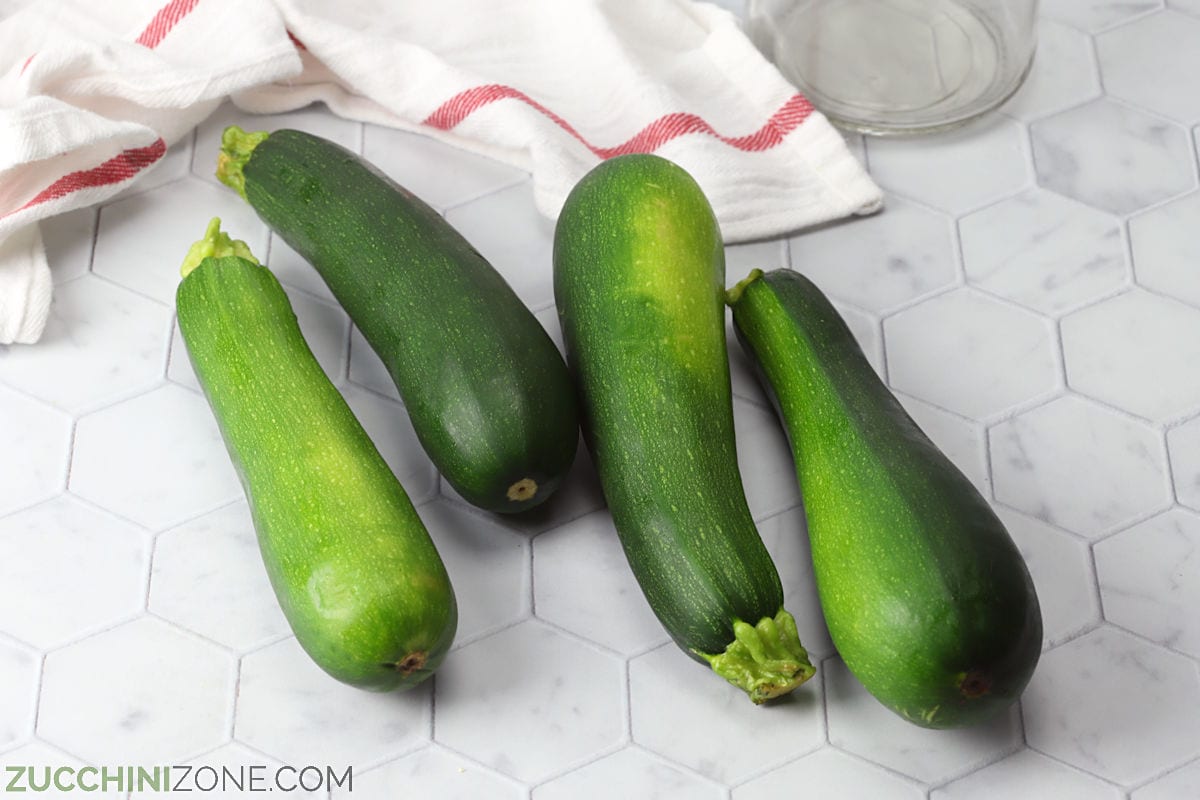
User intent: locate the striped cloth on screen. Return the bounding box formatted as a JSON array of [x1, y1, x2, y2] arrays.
[[0, 0, 881, 344]]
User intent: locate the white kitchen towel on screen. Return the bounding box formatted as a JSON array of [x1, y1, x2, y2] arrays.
[[0, 0, 882, 345]]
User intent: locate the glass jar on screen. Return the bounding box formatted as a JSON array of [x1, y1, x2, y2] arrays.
[[747, 0, 1038, 135]]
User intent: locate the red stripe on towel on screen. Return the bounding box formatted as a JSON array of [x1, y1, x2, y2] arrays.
[[135, 0, 201, 49], [2, 1, 194, 220], [422, 85, 814, 157], [4, 139, 167, 219]]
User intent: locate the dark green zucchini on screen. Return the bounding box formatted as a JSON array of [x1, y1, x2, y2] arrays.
[[727, 268, 1042, 727], [177, 219, 456, 691], [553, 155, 813, 703], [216, 127, 578, 513]]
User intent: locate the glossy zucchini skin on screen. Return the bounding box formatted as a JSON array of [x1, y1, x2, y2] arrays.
[[553, 155, 812, 702], [728, 268, 1042, 727], [176, 223, 457, 691], [218, 127, 578, 514]]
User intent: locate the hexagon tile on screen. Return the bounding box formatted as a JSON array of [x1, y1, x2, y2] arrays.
[[8, 3, 1200, 795], [959, 188, 1128, 317], [990, 394, 1171, 537], [1030, 98, 1194, 216], [235, 637, 431, 769], [38, 617, 235, 764]]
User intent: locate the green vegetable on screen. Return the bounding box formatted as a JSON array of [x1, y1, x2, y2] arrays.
[[553, 155, 814, 703], [727, 268, 1042, 727], [217, 126, 578, 513], [177, 219, 457, 691]]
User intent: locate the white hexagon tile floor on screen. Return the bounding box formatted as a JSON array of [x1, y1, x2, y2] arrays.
[[4, 2, 1200, 797]]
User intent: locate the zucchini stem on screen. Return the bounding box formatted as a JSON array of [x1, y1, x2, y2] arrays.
[[702, 609, 815, 703], [217, 125, 271, 200], [180, 217, 260, 278], [725, 268, 765, 307]]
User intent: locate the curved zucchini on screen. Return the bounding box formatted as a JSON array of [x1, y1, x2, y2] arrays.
[[217, 127, 578, 513], [176, 219, 457, 691], [727, 268, 1042, 727], [553, 155, 813, 703]]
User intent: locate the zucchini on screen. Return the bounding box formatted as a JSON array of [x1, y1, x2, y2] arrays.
[[553, 155, 814, 703], [216, 127, 578, 513], [727, 268, 1042, 727], [176, 219, 456, 691]]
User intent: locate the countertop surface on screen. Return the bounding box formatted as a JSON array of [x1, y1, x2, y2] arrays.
[[3, 2, 1200, 798]]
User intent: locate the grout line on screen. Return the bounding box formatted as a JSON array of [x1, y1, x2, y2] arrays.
[[140, 528, 156, 611], [53, 491, 157, 536], [524, 739, 628, 792], [621, 655, 635, 745], [86, 269, 172, 311], [337, 303, 353, 386], [1132, 280, 1200, 320], [1088, 539, 1110, 626], [56, 416, 78, 497], [1101, 617, 1200, 665], [1027, 740, 1147, 796], [66, 487, 236, 542], [1159, 425, 1181, 506], [226, 654, 243, 743], [342, 367, 404, 407], [160, 312, 178, 382], [413, 740, 529, 796], [86, 205, 101, 277], [438, 174, 532, 218], [824, 739, 930, 794], [27, 651, 46, 744], [1049, 313, 1070, 396], [426, 674, 437, 751], [527, 526, 538, 618]]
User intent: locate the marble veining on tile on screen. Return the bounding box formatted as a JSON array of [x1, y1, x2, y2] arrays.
[[1095, 508, 1200, 659], [1128, 191, 1200, 307], [0, 497, 147, 650], [532, 510, 670, 656], [1061, 288, 1200, 421], [37, 617, 235, 765], [149, 501, 289, 652], [733, 747, 924, 799], [0, 275, 172, 414], [1022, 625, 1200, 785], [1168, 414, 1200, 510], [884, 288, 1059, 420], [434, 620, 624, 783], [990, 394, 1170, 536], [787, 194, 957, 314], [1096, 10, 1200, 123], [959, 188, 1128, 316], [0, 387, 70, 518], [630, 643, 823, 783], [932, 748, 1122, 799], [1000, 20, 1101, 122], [1030, 98, 1194, 216], [867, 117, 1031, 213], [995, 507, 1101, 648], [235, 637, 431, 769], [0, 640, 39, 749]]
